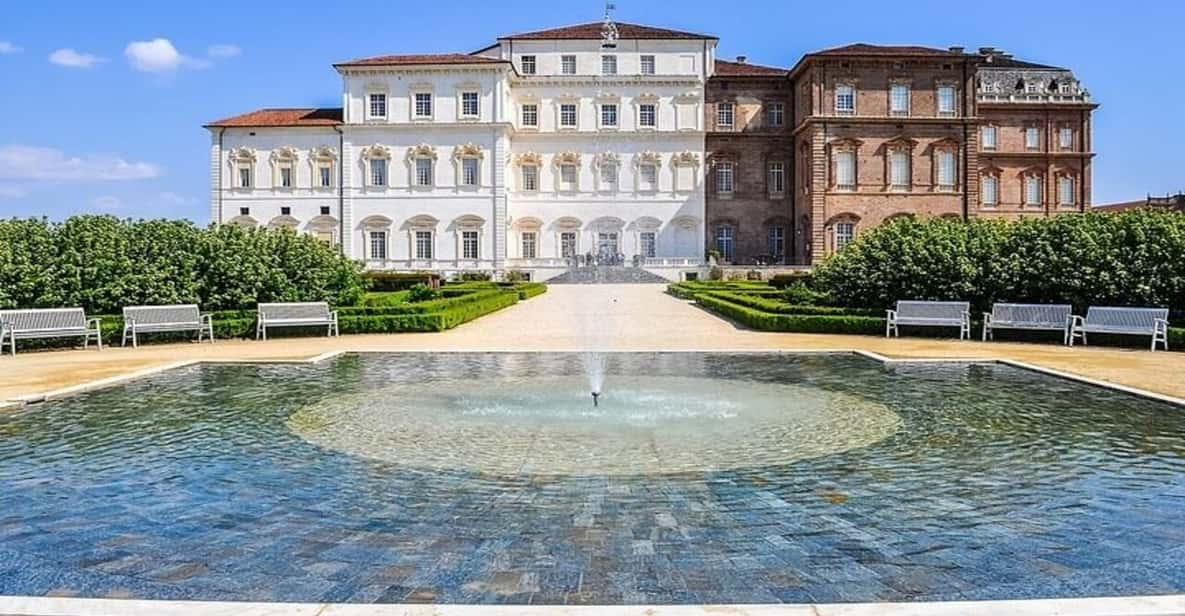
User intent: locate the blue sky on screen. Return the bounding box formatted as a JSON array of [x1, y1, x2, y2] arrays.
[[0, 0, 1181, 222]]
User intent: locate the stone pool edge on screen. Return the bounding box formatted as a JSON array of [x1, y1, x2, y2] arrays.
[[1, 594, 1184, 616]]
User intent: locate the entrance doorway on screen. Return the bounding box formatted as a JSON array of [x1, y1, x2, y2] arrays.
[[597, 232, 620, 261]]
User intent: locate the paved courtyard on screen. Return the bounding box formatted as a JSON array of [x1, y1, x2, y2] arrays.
[[3, 284, 1184, 405]]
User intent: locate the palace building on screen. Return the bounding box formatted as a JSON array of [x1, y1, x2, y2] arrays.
[[206, 15, 1095, 278]]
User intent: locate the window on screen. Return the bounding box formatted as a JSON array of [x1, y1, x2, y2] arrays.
[[639, 163, 658, 191], [768, 226, 785, 259], [279, 166, 293, 188], [835, 84, 855, 115], [461, 92, 479, 118], [890, 84, 910, 116], [937, 85, 957, 116], [521, 165, 538, 191], [461, 158, 479, 187], [280, 206, 291, 216], [560, 232, 578, 258], [936, 151, 956, 190], [715, 225, 735, 262], [239, 207, 250, 216], [601, 164, 618, 190], [640, 231, 657, 258], [414, 231, 433, 260], [1025, 80, 1041, 94], [521, 231, 537, 259], [520, 55, 536, 74], [560, 164, 578, 191], [640, 54, 655, 75], [600, 103, 618, 128], [462, 230, 479, 259], [768, 161, 785, 195], [238, 166, 252, 188], [415, 158, 433, 187], [1058, 176, 1075, 206], [1058, 81, 1073, 94], [766, 102, 784, 127], [560, 103, 577, 128], [1059, 127, 1074, 150], [716, 161, 734, 194], [835, 222, 854, 251], [1025, 127, 1040, 150], [717, 102, 734, 129], [889, 150, 909, 190], [638, 103, 656, 128], [369, 159, 387, 187], [368, 93, 387, 119], [413, 92, 432, 118], [369, 231, 387, 260], [981, 125, 998, 150], [521, 104, 538, 127], [320, 206, 331, 215], [834, 150, 856, 190], [1024, 174, 1042, 206], [601, 55, 617, 75], [318, 164, 333, 187], [561, 55, 577, 75], [981, 175, 999, 206]]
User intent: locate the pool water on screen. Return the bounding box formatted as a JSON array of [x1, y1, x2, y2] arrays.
[[1, 352, 1184, 604]]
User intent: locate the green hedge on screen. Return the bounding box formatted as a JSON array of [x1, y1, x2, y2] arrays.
[[698, 291, 880, 317], [694, 294, 883, 335], [363, 271, 440, 292], [667, 281, 781, 300]]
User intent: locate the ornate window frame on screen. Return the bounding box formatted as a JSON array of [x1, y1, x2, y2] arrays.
[[359, 144, 392, 188], [826, 213, 861, 254], [452, 214, 485, 261], [1054, 168, 1077, 208], [556, 94, 580, 131], [228, 147, 257, 190], [409, 83, 434, 122], [456, 83, 481, 121], [269, 146, 299, 191], [1021, 167, 1044, 208], [406, 143, 438, 190], [931, 138, 960, 192], [593, 152, 621, 193], [980, 165, 1001, 208], [359, 215, 394, 260], [309, 146, 337, 190], [883, 136, 916, 192], [452, 143, 483, 190], [406, 214, 439, 262], [635, 151, 663, 194], [511, 216, 543, 259], [515, 151, 543, 193], [307, 214, 339, 245], [553, 151, 582, 194], [672, 151, 700, 193], [553, 216, 583, 259], [829, 137, 861, 191], [634, 92, 659, 131]]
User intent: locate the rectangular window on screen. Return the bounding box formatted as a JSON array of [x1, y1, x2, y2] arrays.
[[982, 176, 998, 206], [1059, 127, 1074, 150], [640, 231, 657, 258], [600, 103, 618, 127], [370, 159, 387, 186], [1025, 175, 1042, 205], [716, 161, 734, 194], [1058, 176, 1075, 206], [1025, 127, 1040, 150], [520, 55, 536, 75], [982, 126, 998, 150], [560, 103, 577, 128], [561, 55, 576, 75], [768, 226, 785, 259], [640, 163, 658, 191], [521, 231, 537, 259], [890, 84, 910, 116], [638, 103, 656, 127], [835, 151, 856, 190], [835, 85, 855, 115], [561, 232, 578, 258], [640, 54, 655, 75], [462, 230, 479, 259], [937, 151, 956, 190], [889, 151, 909, 190], [937, 85, 957, 116], [835, 222, 854, 250], [766, 102, 784, 127], [413, 92, 432, 118], [715, 225, 734, 261], [461, 92, 479, 118], [280, 206, 291, 216], [521, 103, 538, 127], [717, 102, 734, 129], [318, 164, 332, 187], [368, 93, 387, 118], [415, 231, 433, 260], [601, 55, 617, 75], [601, 164, 617, 189], [768, 161, 785, 195], [369, 231, 387, 260], [521, 166, 538, 191], [238, 166, 251, 188], [462, 158, 479, 186], [415, 158, 432, 186], [279, 166, 293, 188], [560, 164, 577, 191]]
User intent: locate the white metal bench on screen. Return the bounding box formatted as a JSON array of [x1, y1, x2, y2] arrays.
[[256, 302, 339, 340], [1068, 306, 1170, 351], [886, 300, 971, 339], [982, 303, 1074, 343], [0, 308, 102, 356], [121, 304, 214, 347]]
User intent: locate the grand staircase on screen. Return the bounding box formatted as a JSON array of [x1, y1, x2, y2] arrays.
[[545, 265, 671, 284]]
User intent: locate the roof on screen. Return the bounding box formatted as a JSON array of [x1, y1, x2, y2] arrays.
[[333, 53, 509, 68], [205, 108, 343, 128], [1093, 200, 1149, 212], [713, 59, 788, 77], [979, 55, 1065, 71], [499, 21, 716, 40], [812, 43, 966, 57]]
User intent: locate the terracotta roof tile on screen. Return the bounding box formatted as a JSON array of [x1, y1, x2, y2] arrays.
[[500, 21, 716, 40], [813, 43, 965, 57], [334, 53, 508, 68], [714, 59, 788, 77], [205, 108, 342, 128]]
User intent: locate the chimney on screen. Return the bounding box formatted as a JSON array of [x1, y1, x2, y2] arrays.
[[978, 46, 996, 56], [948, 46, 965, 54], [736, 55, 747, 64]]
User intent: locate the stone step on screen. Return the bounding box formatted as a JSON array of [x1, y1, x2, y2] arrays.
[[546, 266, 671, 285]]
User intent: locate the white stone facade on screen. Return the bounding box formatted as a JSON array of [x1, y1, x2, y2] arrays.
[[207, 21, 715, 280]]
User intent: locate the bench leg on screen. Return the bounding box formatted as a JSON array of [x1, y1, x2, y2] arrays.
[[982, 323, 990, 342], [207, 324, 215, 344]]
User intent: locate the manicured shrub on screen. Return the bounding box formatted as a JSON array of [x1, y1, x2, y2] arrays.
[[503, 269, 529, 283], [363, 271, 440, 291], [694, 293, 883, 335], [406, 283, 439, 303], [456, 271, 492, 282], [360, 291, 411, 307], [699, 291, 880, 317]]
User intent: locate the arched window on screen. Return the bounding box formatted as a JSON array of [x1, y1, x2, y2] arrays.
[[826, 215, 860, 254]]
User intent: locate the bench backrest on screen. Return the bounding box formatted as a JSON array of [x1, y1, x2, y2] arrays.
[[123, 304, 200, 325], [258, 302, 331, 321], [991, 303, 1073, 325], [0, 308, 87, 332], [1084, 306, 1169, 332], [896, 301, 969, 319]]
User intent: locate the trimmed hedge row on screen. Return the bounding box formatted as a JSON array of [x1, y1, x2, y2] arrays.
[[667, 282, 783, 300], [694, 293, 883, 335], [698, 290, 881, 318]]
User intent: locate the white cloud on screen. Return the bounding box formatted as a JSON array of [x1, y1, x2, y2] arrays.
[[0, 185, 28, 198], [125, 38, 210, 73], [206, 44, 241, 59], [49, 48, 104, 69], [91, 196, 125, 211], [0, 145, 160, 181], [157, 191, 196, 205], [0, 41, 21, 54]]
